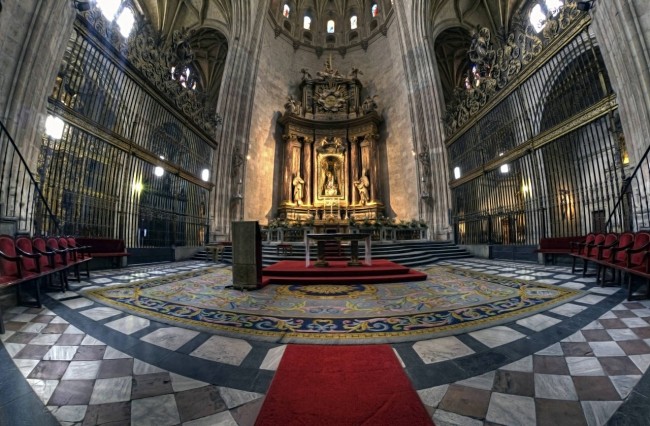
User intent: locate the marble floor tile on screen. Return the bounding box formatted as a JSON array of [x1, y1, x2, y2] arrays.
[[486, 392, 536, 425], [170, 373, 208, 392], [20, 323, 48, 333], [516, 314, 561, 332], [140, 326, 199, 350], [26, 378, 59, 404], [417, 384, 449, 408], [89, 376, 132, 404], [501, 355, 533, 372], [563, 331, 588, 343], [131, 394, 180, 426], [259, 345, 287, 371], [469, 326, 526, 348], [131, 372, 173, 399], [413, 336, 475, 364], [621, 317, 650, 328], [27, 360, 69, 380], [537, 279, 561, 285], [43, 345, 78, 361], [537, 343, 564, 356], [438, 384, 491, 419], [606, 328, 640, 341], [609, 375, 641, 399], [562, 282, 588, 290], [184, 410, 239, 426], [218, 386, 264, 409], [133, 359, 166, 375], [581, 401, 622, 426], [456, 371, 495, 390], [48, 379, 95, 405], [60, 298, 94, 310], [588, 341, 626, 357], [13, 358, 40, 377], [432, 408, 483, 426], [175, 385, 227, 423], [190, 335, 252, 366], [79, 307, 122, 321], [577, 294, 607, 305], [550, 303, 588, 317], [10, 313, 37, 322], [61, 360, 102, 380], [80, 335, 105, 345], [103, 346, 131, 359], [48, 405, 87, 423], [63, 325, 84, 334], [534, 374, 578, 400], [630, 354, 650, 373], [566, 357, 605, 376], [3, 342, 27, 357], [105, 315, 150, 335]]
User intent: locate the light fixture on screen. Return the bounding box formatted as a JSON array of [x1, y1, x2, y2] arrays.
[[154, 166, 164, 177], [201, 168, 210, 182], [500, 164, 509, 174], [453, 166, 461, 180], [133, 181, 143, 193], [45, 115, 65, 139], [96, 0, 120, 20]]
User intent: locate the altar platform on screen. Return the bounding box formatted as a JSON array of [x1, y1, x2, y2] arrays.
[[261, 259, 427, 285]]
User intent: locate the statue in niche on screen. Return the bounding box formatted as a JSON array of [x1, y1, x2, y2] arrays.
[[354, 169, 370, 205], [293, 174, 304, 206], [320, 158, 340, 197]]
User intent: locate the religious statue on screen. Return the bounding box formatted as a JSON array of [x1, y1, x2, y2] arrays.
[[323, 171, 339, 196], [354, 169, 370, 205], [362, 95, 378, 114], [293, 174, 304, 205], [284, 95, 301, 114]]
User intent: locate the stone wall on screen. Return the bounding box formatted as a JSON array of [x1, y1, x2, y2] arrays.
[[591, 0, 650, 165], [245, 13, 417, 224]]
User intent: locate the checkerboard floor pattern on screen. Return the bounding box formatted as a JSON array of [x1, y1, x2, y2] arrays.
[[1, 259, 650, 425]]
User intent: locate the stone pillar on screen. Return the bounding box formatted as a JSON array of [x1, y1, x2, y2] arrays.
[[282, 134, 298, 202], [303, 137, 313, 205], [350, 137, 360, 205]]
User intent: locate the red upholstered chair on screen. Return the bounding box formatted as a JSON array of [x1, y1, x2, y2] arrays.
[[33, 236, 68, 292], [571, 233, 602, 275], [67, 237, 90, 260], [61, 236, 91, 281], [0, 235, 41, 309], [624, 232, 650, 299], [602, 232, 635, 285], [571, 233, 596, 274], [593, 233, 618, 284]]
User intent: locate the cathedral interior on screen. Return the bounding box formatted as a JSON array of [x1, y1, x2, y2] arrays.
[[2, 0, 650, 424]]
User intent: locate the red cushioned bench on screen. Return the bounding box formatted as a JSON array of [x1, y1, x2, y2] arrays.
[[535, 236, 586, 264], [76, 237, 130, 268]]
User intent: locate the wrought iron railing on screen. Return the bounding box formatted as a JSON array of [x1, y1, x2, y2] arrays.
[[605, 144, 650, 232], [0, 120, 60, 236]]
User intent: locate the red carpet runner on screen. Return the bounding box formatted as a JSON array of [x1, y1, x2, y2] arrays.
[[255, 345, 434, 426]]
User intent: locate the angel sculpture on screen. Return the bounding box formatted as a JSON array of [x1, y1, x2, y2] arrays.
[[349, 67, 363, 79], [300, 68, 312, 80]]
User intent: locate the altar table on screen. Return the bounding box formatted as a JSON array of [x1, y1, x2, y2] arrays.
[[304, 233, 372, 267]]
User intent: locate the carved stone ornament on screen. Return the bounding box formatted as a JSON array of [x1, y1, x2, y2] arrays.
[[81, 6, 222, 136], [316, 83, 348, 113], [443, 1, 581, 136]]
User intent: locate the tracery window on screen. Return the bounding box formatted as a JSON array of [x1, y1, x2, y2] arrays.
[[350, 15, 357, 30], [283, 4, 290, 18], [304, 16, 311, 30], [371, 4, 379, 17], [327, 19, 335, 33]]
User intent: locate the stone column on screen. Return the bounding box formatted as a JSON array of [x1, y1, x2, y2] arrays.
[[303, 137, 313, 205], [350, 137, 360, 205], [282, 134, 294, 202]]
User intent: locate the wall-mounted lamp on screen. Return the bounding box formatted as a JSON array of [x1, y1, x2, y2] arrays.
[[154, 166, 164, 177], [453, 166, 461, 180], [201, 169, 210, 182]]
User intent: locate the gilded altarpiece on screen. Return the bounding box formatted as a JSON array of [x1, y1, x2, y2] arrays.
[[277, 59, 383, 227]]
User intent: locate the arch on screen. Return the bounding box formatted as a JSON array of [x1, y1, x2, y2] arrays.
[[433, 26, 473, 105]]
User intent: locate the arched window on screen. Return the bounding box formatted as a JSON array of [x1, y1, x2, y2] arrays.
[[371, 4, 379, 17], [350, 15, 357, 30], [116, 7, 135, 37], [327, 19, 335, 33], [303, 16, 311, 30], [283, 4, 290, 18]]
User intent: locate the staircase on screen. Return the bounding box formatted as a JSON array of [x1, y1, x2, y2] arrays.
[[202, 240, 472, 267]]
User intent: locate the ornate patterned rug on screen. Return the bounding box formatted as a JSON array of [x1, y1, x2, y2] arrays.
[[81, 265, 585, 344]]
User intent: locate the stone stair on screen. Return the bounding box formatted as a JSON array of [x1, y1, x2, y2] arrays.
[[211, 240, 471, 267]]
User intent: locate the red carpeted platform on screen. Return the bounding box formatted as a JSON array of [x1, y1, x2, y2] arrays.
[[255, 344, 434, 426], [262, 259, 428, 285]]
